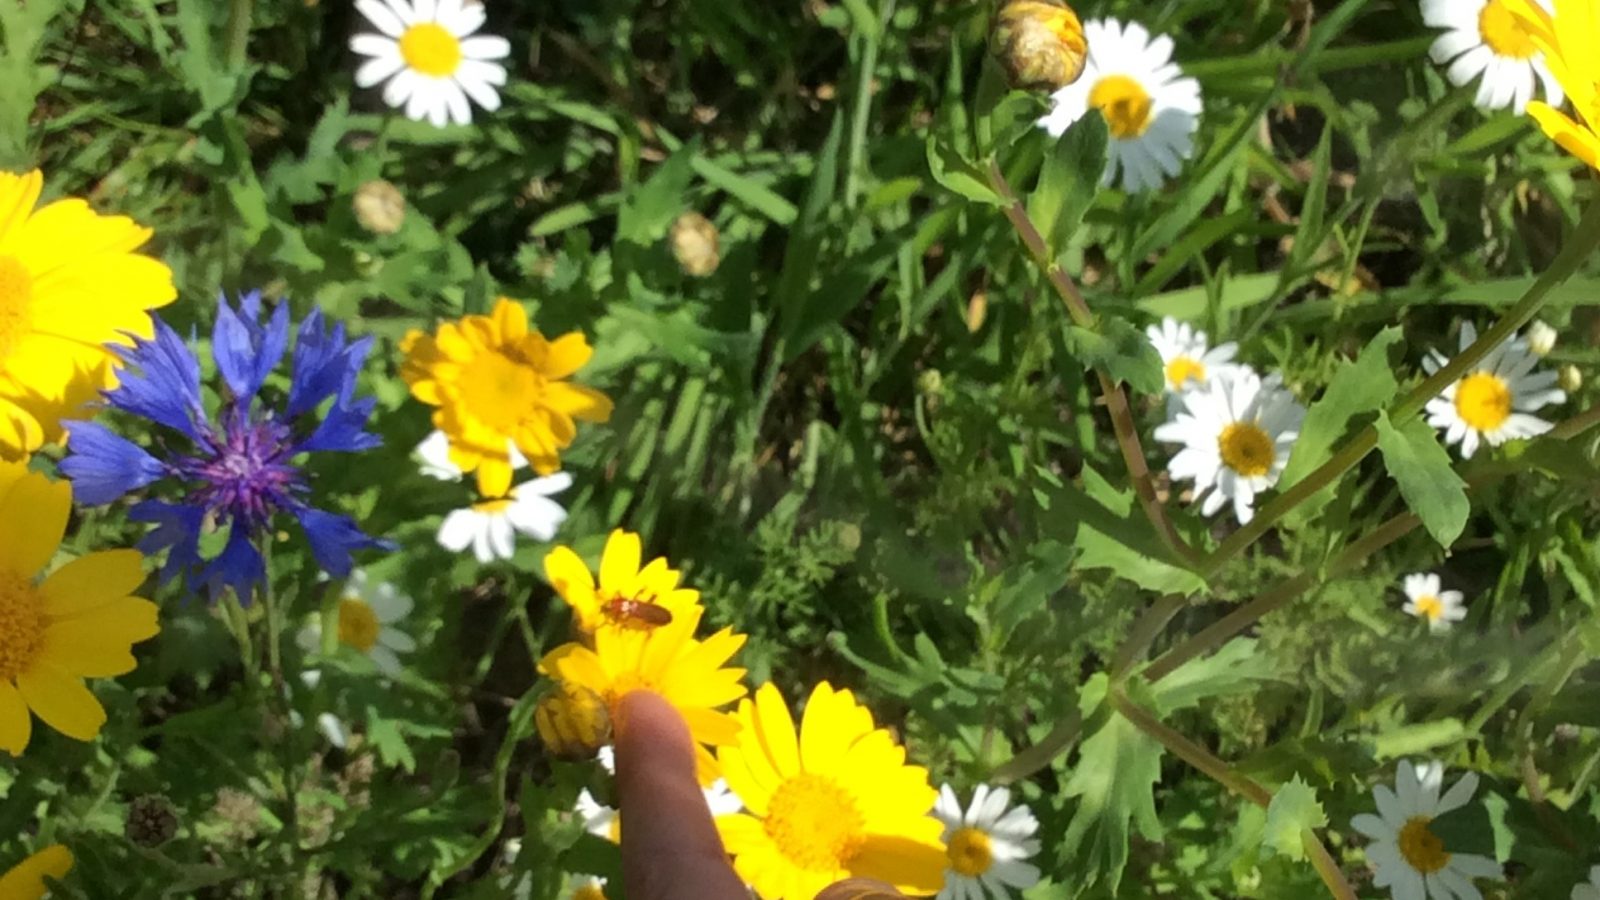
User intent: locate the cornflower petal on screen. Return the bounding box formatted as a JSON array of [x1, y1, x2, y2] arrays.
[[58, 421, 166, 505]]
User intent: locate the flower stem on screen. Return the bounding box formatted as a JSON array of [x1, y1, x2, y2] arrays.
[[991, 707, 1082, 785]]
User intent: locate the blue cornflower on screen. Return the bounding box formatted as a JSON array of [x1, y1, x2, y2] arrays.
[[61, 292, 392, 602]]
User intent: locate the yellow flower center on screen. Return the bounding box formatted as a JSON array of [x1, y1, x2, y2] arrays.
[[474, 497, 514, 514], [1088, 74, 1155, 139], [336, 597, 381, 653], [947, 826, 995, 877], [1414, 595, 1444, 622], [1164, 355, 1207, 389], [572, 884, 607, 900], [1454, 371, 1513, 433], [1217, 422, 1275, 478], [458, 350, 543, 435], [398, 22, 463, 77], [1397, 816, 1451, 874], [0, 570, 46, 682], [0, 254, 34, 362], [1478, 0, 1537, 60], [763, 773, 866, 873]]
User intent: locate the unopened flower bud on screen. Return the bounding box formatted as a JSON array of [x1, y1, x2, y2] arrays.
[[918, 369, 944, 398], [670, 212, 721, 277], [1527, 320, 1558, 356], [1560, 363, 1583, 393], [125, 794, 179, 847], [353, 179, 406, 235], [992, 1, 1088, 92], [535, 682, 611, 759]]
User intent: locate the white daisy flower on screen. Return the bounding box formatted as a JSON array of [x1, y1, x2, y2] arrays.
[[1351, 760, 1501, 900], [574, 788, 619, 843], [1154, 368, 1305, 524], [437, 474, 572, 563], [1572, 866, 1600, 900], [932, 783, 1042, 900], [582, 745, 743, 843], [1421, 0, 1562, 114], [564, 875, 608, 900], [296, 570, 416, 677], [293, 671, 354, 748], [1401, 573, 1469, 633], [415, 429, 528, 481], [1424, 321, 1566, 459], [350, 0, 511, 127], [1038, 18, 1202, 193], [1146, 317, 1240, 395]]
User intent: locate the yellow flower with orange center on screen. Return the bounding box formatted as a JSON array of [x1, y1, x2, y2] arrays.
[[400, 298, 612, 498], [715, 682, 947, 900], [1508, 0, 1600, 169], [0, 844, 72, 899], [0, 461, 160, 755], [0, 169, 175, 460], [544, 529, 702, 638]]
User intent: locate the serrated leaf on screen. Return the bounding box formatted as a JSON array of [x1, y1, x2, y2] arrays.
[[926, 136, 1002, 205], [1262, 777, 1327, 861], [1048, 468, 1204, 594], [1150, 639, 1276, 712], [1065, 317, 1165, 395], [1373, 410, 1470, 547], [1029, 113, 1108, 252], [1061, 703, 1164, 892]]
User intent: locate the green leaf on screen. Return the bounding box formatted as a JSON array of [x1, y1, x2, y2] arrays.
[[1028, 113, 1108, 252], [616, 145, 698, 245], [691, 156, 797, 225], [1061, 675, 1164, 892], [1151, 639, 1276, 712], [1369, 717, 1465, 759], [1262, 777, 1327, 862], [1064, 317, 1165, 396], [1039, 467, 1204, 594], [1373, 410, 1470, 547], [926, 136, 1002, 205]]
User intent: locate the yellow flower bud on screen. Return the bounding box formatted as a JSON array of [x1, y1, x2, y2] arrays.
[[992, 0, 1088, 92], [353, 179, 406, 235], [535, 682, 612, 759], [1560, 364, 1582, 393], [670, 211, 721, 277]]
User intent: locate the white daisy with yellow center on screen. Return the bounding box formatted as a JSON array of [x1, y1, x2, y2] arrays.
[[1038, 18, 1203, 193], [1146, 317, 1239, 395], [565, 875, 608, 900], [418, 430, 572, 562], [1422, 0, 1562, 113], [1351, 760, 1501, 900], [1401, 573, 1468, 633], [1154, 368, 1304, 524], [576, 745, 744, 845], [351, 0, 511, 127], [1424, 321, 1565, 459], [415, 430, 527, 481], [932, 783, 1042, 900], [296, 569, 416, 676]]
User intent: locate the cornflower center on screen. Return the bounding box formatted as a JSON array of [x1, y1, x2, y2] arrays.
[[1218, 422, 1275, 478], [1089, 74, 1155, 138], [763, 773, 866, 872], [1413, 595, 1444, 622], [399, 23, 463, 77], [0, 570, 46, 682], [1164, 355, 1206, 389], [458, 349, 543, 435], [186, 415, 304, 530], [1478, 0, 1537, 59], [1454, 372, 1513, 432], [0, 255, 33, 362], [1397, 816, 1451, 874], [947, 826, 995, 877], [337, 598, 381, 652]]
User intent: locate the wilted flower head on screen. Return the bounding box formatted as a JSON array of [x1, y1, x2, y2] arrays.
[[670, 211, 721, 277], [992, 0, 1088, 91], [62, 292, 392, 603], [353, 179, 406, 235]]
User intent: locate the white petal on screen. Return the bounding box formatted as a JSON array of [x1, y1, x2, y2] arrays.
[[459, 34, 512, 60], [355, 0, 407, 36]]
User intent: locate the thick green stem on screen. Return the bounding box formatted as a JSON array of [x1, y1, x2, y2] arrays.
[[224, 0, 253, 68], [992, 708, 1081, 785]]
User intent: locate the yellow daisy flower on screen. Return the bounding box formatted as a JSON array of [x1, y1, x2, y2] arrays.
[[544, 529, 702, 637], [0, 169, 176, 459], [1509, 0, 1600, 169], [539, 606, 747, 783], [0, 844, 72, 899], [0, 461, 160, 755], [400, 297, 612, 498], [715, 682, 947, 900]]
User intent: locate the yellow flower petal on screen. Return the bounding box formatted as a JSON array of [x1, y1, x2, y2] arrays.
[[14, 664, 105, 742], [599, 529, 642, 593], [39, 549, 146, 617], [1529, 102, 1600, 169], [0, 470, 69, 575], [0, 680, 32, 756], [0, 843, 73, 899], [0, 170, 44, 248]]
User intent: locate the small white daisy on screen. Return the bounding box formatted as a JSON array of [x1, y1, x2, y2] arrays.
[[1039, 18, 1203, 193], [1146, 317, 1239, 395], [574, 787, 619, 843], [1421, 0, 1562, 114], [1351, 760, 1501, 900], [415, 429, 527, 482], [564, 875, 608, 900], [296, 570, 416, 676], [1154, 368, 1305, 524], [932, 783, 1042, 900], [583, 745, 743, 843], [1424, 321, 1566, 459], [437, 474, 572, 563], [350, 0, 511, 127], [1401, 573, 1468, 633], [1572, 865, 1600, 900]]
